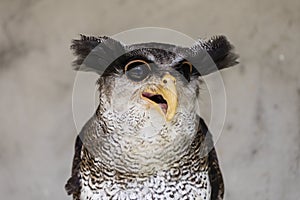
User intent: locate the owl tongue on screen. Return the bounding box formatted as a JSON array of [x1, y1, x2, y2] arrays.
[[142, 92, 168, 114], [159, 103, 168, 114]]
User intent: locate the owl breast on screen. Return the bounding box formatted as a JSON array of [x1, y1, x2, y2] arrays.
[[79, 109, 211, 200], [90, 104, 198, 175], [80, 166, 211, 200]]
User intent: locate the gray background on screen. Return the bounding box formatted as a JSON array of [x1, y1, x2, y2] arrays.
[[0, 0, 299, 199]]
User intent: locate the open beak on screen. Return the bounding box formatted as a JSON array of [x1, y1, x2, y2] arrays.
[[141, 73, 178, 121]]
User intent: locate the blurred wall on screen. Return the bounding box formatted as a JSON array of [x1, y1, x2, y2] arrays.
[[0, 0, 299, 199]]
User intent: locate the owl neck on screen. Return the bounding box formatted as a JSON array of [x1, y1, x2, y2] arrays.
[[81, 112, 210, 179]]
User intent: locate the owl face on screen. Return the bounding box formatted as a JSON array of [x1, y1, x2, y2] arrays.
[[97, 48, 201, 152], [104, 48, 200, 122], [71, 35, 238, 174]]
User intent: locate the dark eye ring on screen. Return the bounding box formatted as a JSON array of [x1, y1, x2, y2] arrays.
[[180, 61, 193, 82], [182, 61, 193, 73], [125, 59, 151, 82]]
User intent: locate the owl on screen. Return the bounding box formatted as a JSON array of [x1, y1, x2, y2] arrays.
[[65, 34, 238, 200]]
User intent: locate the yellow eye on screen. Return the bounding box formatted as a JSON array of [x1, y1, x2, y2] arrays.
[[125, 60, 151, 82]]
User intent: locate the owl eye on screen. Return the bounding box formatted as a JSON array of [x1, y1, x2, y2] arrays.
[[178, 61, 193, 82], [125, 60, 151, 82]]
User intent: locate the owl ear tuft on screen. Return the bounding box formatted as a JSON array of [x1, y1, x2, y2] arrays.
[[70, 35, 125, 74], [188, 36, 239, 76]]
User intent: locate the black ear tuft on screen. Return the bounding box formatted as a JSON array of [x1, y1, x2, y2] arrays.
[[188, 36, 239, 76], [70, 35, 125, 74], [71, 35, 106, 67], [203, 36, 239, 70]]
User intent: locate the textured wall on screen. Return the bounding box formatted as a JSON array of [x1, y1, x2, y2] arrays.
[[0, 0, 299, 199]]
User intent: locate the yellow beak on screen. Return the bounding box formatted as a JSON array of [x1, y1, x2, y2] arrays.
[[141, 73, 178, 121]]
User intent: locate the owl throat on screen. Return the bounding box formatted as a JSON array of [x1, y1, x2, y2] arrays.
[[82, 98, 200, 177]]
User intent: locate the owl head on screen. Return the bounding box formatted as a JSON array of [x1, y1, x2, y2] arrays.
[[71, 35, 238, 174]]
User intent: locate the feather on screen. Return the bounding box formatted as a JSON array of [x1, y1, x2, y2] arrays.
[[199, 118, 224, 200], [65, 135, 82, 199]]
